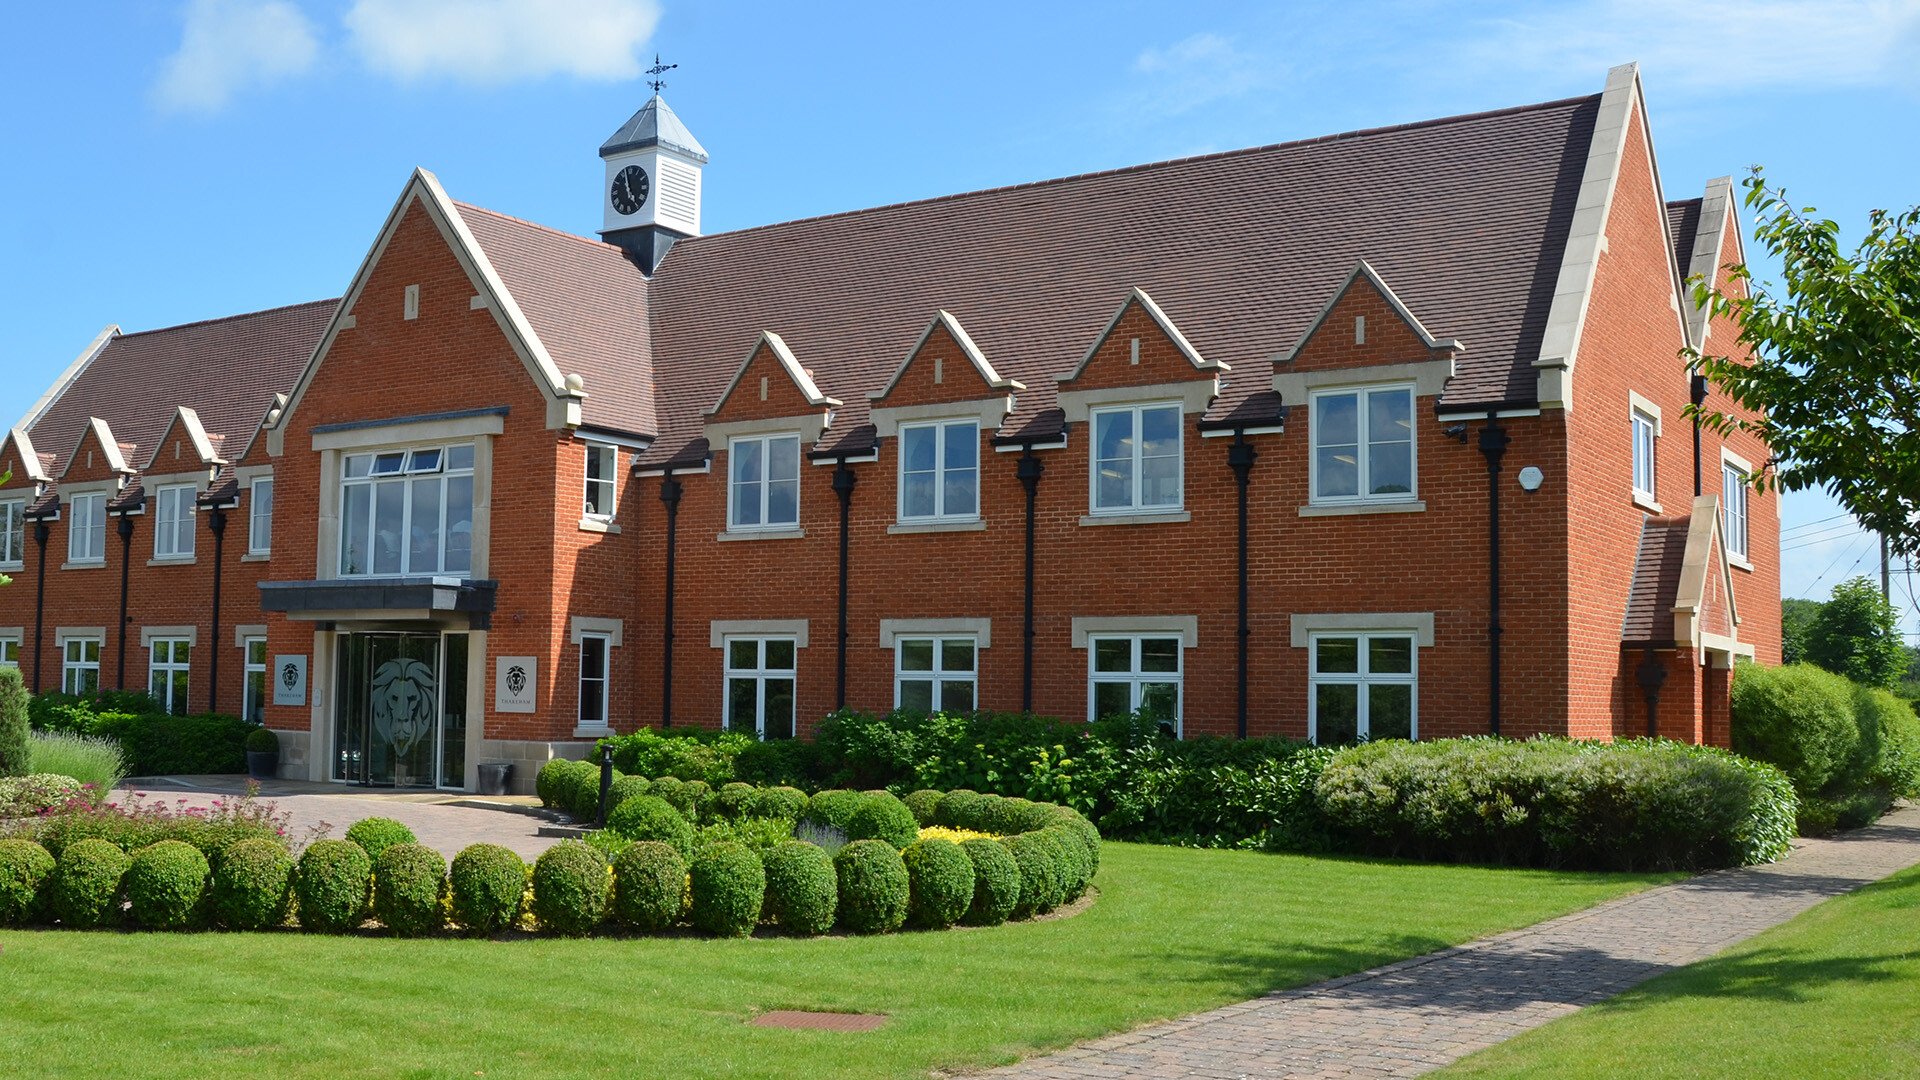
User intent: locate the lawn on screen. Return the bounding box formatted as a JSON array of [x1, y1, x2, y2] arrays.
[[1440, 863, 1920, 1079], [0, 842, 1661, 1080]]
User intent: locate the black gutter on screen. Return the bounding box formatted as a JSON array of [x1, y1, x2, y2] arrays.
[[208, 508, 227, 713], [1016, 448, 1045, 712], [658, 471, 682, 729], [1690, 374, 1708, 497], [1227, 433, 1257, 739], [831, 462, 857, 710], [31, 521, 48, 694], [1478, 418, 1510, 736], [116, 514, 134, 689]]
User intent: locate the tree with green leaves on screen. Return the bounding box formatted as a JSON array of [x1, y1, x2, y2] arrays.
[[1781, 596, 1823, 666], [1804, 577, 1909, 690], [1686, 169, 1919, 558]]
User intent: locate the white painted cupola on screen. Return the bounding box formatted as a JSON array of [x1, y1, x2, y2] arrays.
[[599, 91, 708, 273]]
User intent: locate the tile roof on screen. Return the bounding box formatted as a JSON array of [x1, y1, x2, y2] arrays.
[[27, 299, 336, 477], [1665, 197, 1703, 282], [1622, 513, 1693, 644]]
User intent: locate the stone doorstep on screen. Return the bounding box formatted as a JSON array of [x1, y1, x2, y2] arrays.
[[536, 823, 595, 839], [751, 1010, 889, 1033]]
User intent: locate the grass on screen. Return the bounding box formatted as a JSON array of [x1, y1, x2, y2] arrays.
[[1439, 862, 1920, 1079], [0, 842, 1663, 1080], [27, 731, 126, 794]]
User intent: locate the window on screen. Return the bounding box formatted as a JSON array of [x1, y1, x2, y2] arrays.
[[0, 637, 19, 668], [1721, 461, 1750, 561], [154, 484, 195, 559], [61, 637, 100, 696], [1632, 407, 1658, 501], [1311, 385, 1415, 502], [0, 499, 23, 565], [578, 633, 610, 729], [1088, 635, 1181, 733], [1091, 403, 1182, 513], [249, 478, 273, 555], [149, 638, 191, 716], [68, 492, 105, 563], [895, 637, 977, 712], [339, 443, 475, 576], [584, 444, 618, 519], [242, 637, 268, 724], [1309, 632, 1417, 744], [898, 420, 979, 521], [728, 434, 801, 530], [724, 637, 796, 739]]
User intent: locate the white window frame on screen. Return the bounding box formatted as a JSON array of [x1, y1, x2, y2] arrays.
[[0, 635, 20, 668], [0, 498, 24, 567], [68, 492, 106, 564], [1631, 401, 1659, 504], [728, 433, 803, 531], [1086, 634, 1183, 735], [62, 636, 101, 696], [337, 443, 476, 577], [892, 635, 979, 712], [149, 637, 192, 716], [1307, 631, 1419, 743], [1722, 458, 1750, 563], [241, 635, 268, 724], [896, 418, 981, 523], [154, 483, 196, 560], [1308, 383, 1419, 505], [248, 477, 273, 556], [583, 443, 619, 521], [722, 635, 798, 739], [1089, 402, 1184, 515], [578, 631, 611, 730]]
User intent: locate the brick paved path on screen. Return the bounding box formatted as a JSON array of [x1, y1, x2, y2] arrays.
[[987, 805, 1920, 1080]]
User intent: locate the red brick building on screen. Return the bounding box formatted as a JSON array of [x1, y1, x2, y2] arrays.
[[0, 63, 1777, 790]]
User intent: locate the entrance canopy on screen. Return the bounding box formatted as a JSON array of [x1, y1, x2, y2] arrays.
[[260, 577, 498, 629]]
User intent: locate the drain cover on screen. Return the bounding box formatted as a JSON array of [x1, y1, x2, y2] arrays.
[[750, 1010, 888, 1032]]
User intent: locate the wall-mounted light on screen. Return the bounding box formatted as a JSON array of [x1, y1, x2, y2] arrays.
[[1517, 465, 1544, 492]]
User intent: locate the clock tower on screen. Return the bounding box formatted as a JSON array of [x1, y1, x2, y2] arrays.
[[599, 90, 707, 273]]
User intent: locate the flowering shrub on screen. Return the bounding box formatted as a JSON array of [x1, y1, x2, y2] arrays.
[[7, 785, 292, 867], [916, 825, 996, 844], [0, 774, 86, 817]]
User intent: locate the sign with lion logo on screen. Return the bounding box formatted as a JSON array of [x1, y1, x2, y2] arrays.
[[372, 658, 437, 758], [494, 656, 537, 713], [272, 655, 307, 706]]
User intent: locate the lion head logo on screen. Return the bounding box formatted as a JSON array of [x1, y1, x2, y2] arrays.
[[505, 664, 528, 697], [280, 662, 300, 690], [371, 658, 437, 757]]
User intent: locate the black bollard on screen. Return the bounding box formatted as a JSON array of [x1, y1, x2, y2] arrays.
[[596, 746, 614, 828]]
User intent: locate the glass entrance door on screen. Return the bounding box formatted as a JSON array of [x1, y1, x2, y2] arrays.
[[334, 632, 468, 789]]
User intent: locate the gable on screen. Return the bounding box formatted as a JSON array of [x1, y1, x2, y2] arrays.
[[144, 407, 224, 473], [1056, 289, 1221, 392], [869, 311, 1021, 411], [1282, 262, 1464, 373], [705, 332, 839, 425], [0, 429, 50, 491], [57, 418, 133, 484]]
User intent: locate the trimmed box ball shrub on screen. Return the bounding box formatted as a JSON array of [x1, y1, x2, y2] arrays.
[[934, 789, 988, 829], [845, 793, 919, 849], [902, 836, 973, 929], [647, 776, 694, 817], [535, 757, 571, 808], [606, 794, 697, 857], [295, 839, 372, 933], [554, 759, 604, 819], [50, 838, 130, 928], [1041, 825, 1094, 901], [372, 843, 447, 937], [0, 666, 30, 778], [959, 837, 1020, 926], [1002, 832, 1064, 917], [751, 785, 809, 821], [126, 839, 210, 929], [688, 841, 765, 938], [531, 840, 609, 937], [713, 781, 758, 819], [1731, 663, 1861, 797], [611, 841, 686, 932], [449, 844, 526, 934], [0, 839, 55, 926], [606, 774, 652, 811], [345, 817, 418, 862], [683, 780, 715, 819], [902, 788, 945, 827], [762, 840, 836, 936], [209, 837, 293, 930], [808, 789, 864, 831], [834, 838, 909, 934]]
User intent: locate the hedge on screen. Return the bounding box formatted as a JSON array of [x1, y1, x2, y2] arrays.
[[834, 839, 909, 934], [605, 794, 696, 857], [1733, 663, 1920, 834], [688, 841, 764, 937], [345, 817, 417, 861], [762, 840, 836, 936], [751, 786, 809, 821], [372, 843, 447, 936], [209, 838, 293, 930], [295, 839, 371, 933], [1002, 832, 1064, 917], [902, 836, 973, 929], [611, 841, 686, 932], [0, 838, 54, 925], [958, 837, 1020, 926], [845, 792, 919, 848], [0, 667, 29, 778], [532, 841, 608, 936], [450, 844, 526, 934], [126, 840, 210, 929], [50, 838, 129, 928], [902, 788, 944, 826]]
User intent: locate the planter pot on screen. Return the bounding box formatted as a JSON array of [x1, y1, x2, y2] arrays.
[[246, 751, 279, 782]]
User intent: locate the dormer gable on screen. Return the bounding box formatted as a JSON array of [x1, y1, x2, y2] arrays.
[[56, 418, 136, 484], [1674, 493, 1741, 648], [1281, 262, 1464, 371], [1056, 289, 1225, 422], [868, 311, 1024, 437], [144, 406, 227, 475], [1, 428, 52, 491], [703, 332, 841, 447]]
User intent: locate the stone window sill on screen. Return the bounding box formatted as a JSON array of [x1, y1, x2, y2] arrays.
[[578, 516, 621, 535], [573, 725, 614, 740], [888, 519, 987, 535], [1078, 509, 1191, 527], [1299, 500, 1426, 517], [60, 560, 106, 571], [716, 527, 806, 542], [1730, 554, 1755, 573], [1632, 492, 1664, 514], [0, 561, 21, 573], [241, 552, 271, 562], [147, 556, 198, 567]]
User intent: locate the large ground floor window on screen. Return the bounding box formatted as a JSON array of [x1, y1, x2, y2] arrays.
[[62, 637, 100, 696], [242, 637, 268, 724], [1309, 632, 1417, 743], [895, 636, 976, 712], [725, 637, 795, 740], [1088, 635, 1181, 735], [149, 639, 191, 716]]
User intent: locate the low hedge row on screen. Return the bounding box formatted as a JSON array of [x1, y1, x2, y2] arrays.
[[1732, 663, 1920, 834], [26, 690, 252, 776], [535, 757, 808, 825]]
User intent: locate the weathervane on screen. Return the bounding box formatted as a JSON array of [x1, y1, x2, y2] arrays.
[[646, 54, 677, 94]]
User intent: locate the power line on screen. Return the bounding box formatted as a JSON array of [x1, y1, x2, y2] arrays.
[[1781, 512, 1855, 538], [1807, 535, 1876, 595], [1782, 523, 1871, 552]]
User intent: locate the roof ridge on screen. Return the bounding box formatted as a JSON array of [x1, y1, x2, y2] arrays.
[[455, 201, 633, 258], [115, 297, 339, 340], [680, 93, 1601, 248]]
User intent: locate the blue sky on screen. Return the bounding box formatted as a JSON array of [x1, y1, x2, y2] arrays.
[[4, 0, 1918, 625]]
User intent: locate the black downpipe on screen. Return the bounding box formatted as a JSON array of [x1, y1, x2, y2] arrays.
[[208, 508, 227, 713], [1227, 433, 1257, 739], [116, 515, 134, 689], [832, 462, 857, 710], [1636, 644, 1667, 738], [31, 521, 49, 694], [658, 472, 682, 729], [1016, 449, 1044, 712], [1478, 419, 1510, 736], [1690, 374, 1708, 497]]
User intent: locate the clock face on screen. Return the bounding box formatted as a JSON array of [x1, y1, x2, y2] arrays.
[[610, 164, 649, 216]]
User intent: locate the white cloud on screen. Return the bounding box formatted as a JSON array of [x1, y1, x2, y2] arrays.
[[1458, 0, 1920, 91], [152, 0, 321, 112], [345, 0, 662, 83], [1131, 32, 1273, 116]]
